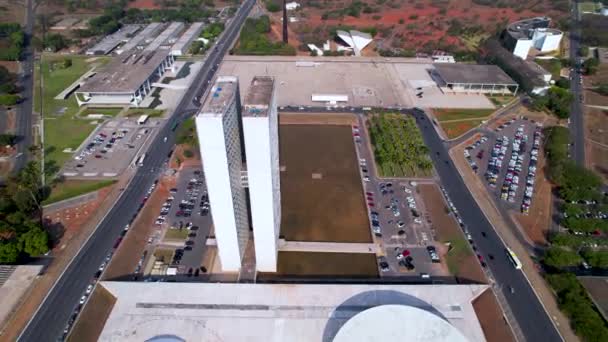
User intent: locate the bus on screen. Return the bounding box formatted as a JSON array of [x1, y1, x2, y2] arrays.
[[136, 153, 146, 167], [137, 115, 149, 125], [505, 248, 522, 270]]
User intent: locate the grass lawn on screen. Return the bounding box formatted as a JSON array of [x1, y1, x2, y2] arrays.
[[164, 228, 189, 241], [42, 179, 116, 205], [125, 108, 165, 118], [535, 58, 562, 79], [80, 107, 123, 117], [578, 2, 600, 12], [444, 237, 473, 275], [433, 108, 494, 122], [487, 96, 515, 107], [441, 120, 484, 139], [153, 248, 174, 263], [36, 54, 111, 170]]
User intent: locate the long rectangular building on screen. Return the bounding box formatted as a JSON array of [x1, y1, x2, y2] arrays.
[[242, 76, 281, 272], [171, 22, 204, 56], [86, 24, 141, 56], [115, 23, 164, 55], [195, 76, 250, 272], [75, 23, 185, 107]]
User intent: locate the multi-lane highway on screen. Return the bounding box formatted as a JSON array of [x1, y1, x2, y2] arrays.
[[569, 0, 585, 166], [412, 110, 562, 342], [13, 0, 35, 173], [17, 1, 254, 340]]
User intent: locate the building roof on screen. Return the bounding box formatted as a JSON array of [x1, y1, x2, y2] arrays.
[[507, 17, 553, 40], [333, 305, 468, 342], [117, 23, 164, 55], [434, 63, 518, 85], [171, 22, 204, 53], [145, 22, 184, 52], [86, 25, 142, 55], [243, 76, 274, 117], [78, 47, 170, 93], [200, 76, 239, 117], [97, 282, 488, 342]]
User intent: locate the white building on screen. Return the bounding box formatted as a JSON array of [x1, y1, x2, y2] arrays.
[[286, 1, 300, 10], [505, 17, 563, 60], [195, 76, 249, 272], [171, 22, 204, 56], [335, 30, 373, 56], [242, 77, 281, 272]]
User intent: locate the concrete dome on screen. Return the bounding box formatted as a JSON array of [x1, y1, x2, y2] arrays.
[[333, 305, 469, 342]]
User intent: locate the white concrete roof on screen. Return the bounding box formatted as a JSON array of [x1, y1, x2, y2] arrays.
[[98, 282, 488, 342], [334, 305, 469, 342]]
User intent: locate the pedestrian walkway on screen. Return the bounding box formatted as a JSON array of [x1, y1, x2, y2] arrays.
[[278, 239, 379, 254]]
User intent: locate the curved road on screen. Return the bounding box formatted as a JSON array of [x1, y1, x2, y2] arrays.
[[17, 1, 254, 340]]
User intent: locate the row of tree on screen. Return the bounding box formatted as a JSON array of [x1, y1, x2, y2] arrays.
[[0, 162, 49, 263], [232, 16, 296, 56], [0, 23, 24, 61]]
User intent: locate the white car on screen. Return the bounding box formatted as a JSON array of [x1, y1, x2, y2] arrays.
[[86, 284, 93, 295], [363, 176, 370, 182], [414, 218, 422, 224], [79, 296, 86, 305]]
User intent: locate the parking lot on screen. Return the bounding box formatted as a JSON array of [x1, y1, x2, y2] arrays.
[[61, 117, 162, 178], [155, 166, 211, 275], [464, 117, 542, 214], [354, 116, 448, 278]]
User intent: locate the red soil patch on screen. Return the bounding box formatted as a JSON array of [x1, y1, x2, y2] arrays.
[[127, 0, 161, 10]]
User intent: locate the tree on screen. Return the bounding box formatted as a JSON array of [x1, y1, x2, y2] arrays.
[[544, 246, 582, 268], [596, 83, 608, 96], [265, 0, 280, 12], [581, 249, 608, 268], [43, 34, 69, 52], [19, 227, 48, 257], [0, 134, 17, 146], [555, 78, 570, 89], [579, 45, 589, 57], [0, 94, 20, 106], [582, 57, 599, 75], [0, 239, 21, 263]]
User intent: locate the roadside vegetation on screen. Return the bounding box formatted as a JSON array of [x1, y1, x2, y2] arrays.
[[0, 23, 24, 61], [580, 14, 608, 47], [368, 114, 432, 177], [233, 16, 295, 56], [190, 22, 224, 54], [42, 179, 116, 206], [0, 65, 20, 105], [0, 162, 49, 263], [530, 86, 574, 119], [541, 126, 608, 341], [433, 108, 494, 122]]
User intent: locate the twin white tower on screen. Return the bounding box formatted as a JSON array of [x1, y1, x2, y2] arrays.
[[195, 76, 280, 272]]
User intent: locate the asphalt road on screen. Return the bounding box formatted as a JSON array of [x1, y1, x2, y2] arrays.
[[13, 0, 35, 173], [412, 110, 562, 342], [569, 0, 585, 166], [17, 1, 254, 340]]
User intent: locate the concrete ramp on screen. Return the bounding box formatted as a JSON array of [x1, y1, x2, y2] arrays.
[[278, 239, 379, 254], [151, 83, 188, 90]]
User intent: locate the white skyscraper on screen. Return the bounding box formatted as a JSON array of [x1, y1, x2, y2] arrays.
[[242, 76, 281, 272], [195, 76, 249, 272]]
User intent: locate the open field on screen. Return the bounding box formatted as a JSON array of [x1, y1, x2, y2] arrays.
[[419, 183, 486, 284], [279, 124, 370, 243], [585, 107, 608, 181], [368, 114, 433, 177], [260, 251, 379, 278], [288, 0, 567, 54], [80, 107, 122, 117], [472, 289, 516, 342], [164, 228, 189, 241], [124, 108, 165, 118], [66, 286, 116, 342], [0, 0, 25, 24], [441, 120, 484, 139], [36, 54, 110, 169], [434, 108, 494, 122], [42, 179, 116, 205], [578, 1, 601, 13]]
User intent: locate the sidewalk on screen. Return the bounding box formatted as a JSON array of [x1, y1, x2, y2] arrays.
[[448, 147, 579, 342]]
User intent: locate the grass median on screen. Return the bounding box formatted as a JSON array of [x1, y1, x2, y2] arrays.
[[43, 179, 116, 205]]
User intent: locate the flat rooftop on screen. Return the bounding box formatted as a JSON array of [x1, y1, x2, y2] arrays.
[[578, 276, 608, 321], [218, 56, 496, 109], [200, 76, 238, 116], [78, 47, 171, 93], [507, 17, 552, 40], [172, 22, 204, 52], [434, 63, 518, 86], [86, 24, 141, 55], [98, 282, 489, 342], [117, 22, 164, 55], [243, 76, 274, 117]]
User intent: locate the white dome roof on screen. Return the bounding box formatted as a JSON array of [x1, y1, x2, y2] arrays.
[[333, 305, 469, 342]]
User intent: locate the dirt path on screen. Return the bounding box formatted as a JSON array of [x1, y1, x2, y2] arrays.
[[279, 113, 357, 125], [473, 289, 516, 342]]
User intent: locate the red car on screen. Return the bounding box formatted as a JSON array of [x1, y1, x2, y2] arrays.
[[402, 250, 411, 257], [366, 192, 373, 196], [367, 202, 375, 207]]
